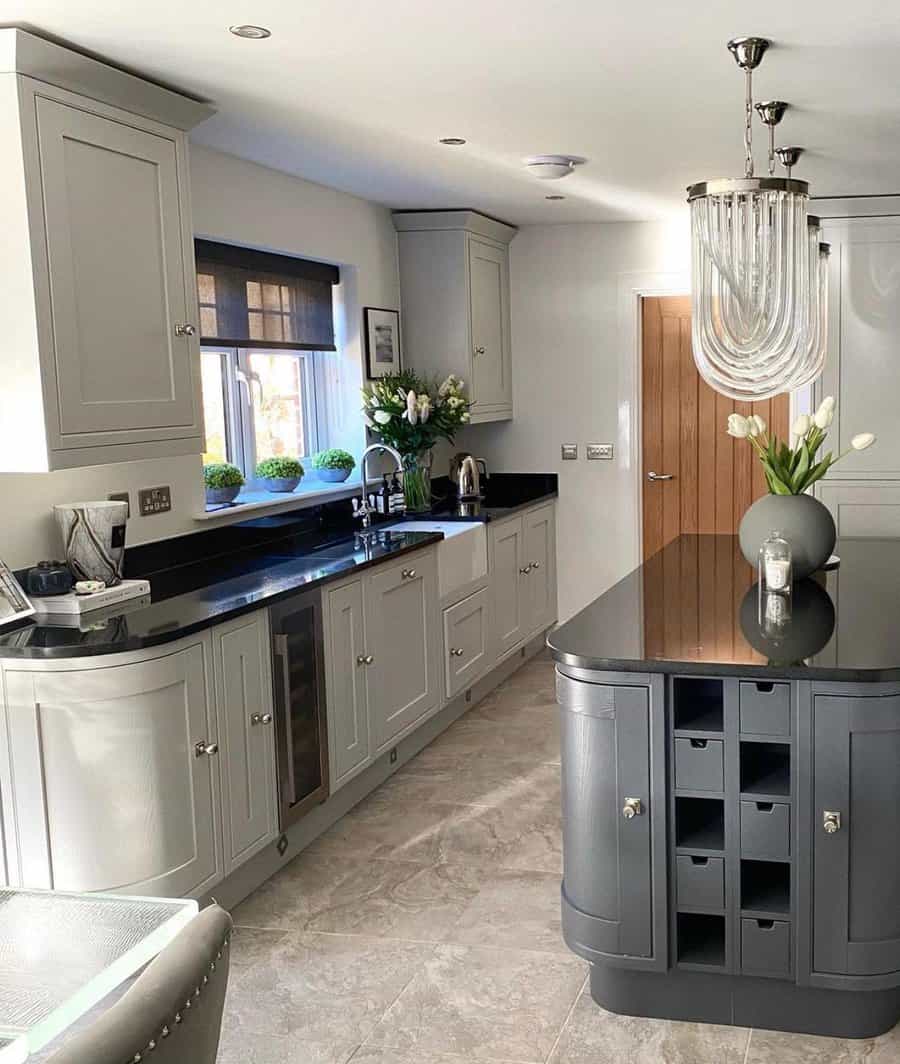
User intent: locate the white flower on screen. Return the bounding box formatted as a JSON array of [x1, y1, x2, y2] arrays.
[[820, 395, 836, 413], [461, 411, 471, 423], [813, 406, 834, 429], [417, 395, 432, 423], [404, 389, 418, 425], [373, 409, 392, 425], [726, 413, 750, 439], [792, 414, 811, 437], [748, 414, 766, 437], [851, 432, 876, 451], [364, 414, 375, 429]]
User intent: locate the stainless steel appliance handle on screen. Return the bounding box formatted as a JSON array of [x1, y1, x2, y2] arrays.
[[273, 634, 297, 802]]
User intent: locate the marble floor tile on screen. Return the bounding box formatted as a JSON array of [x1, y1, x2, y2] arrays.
[[427, 717, 560, 764], [448, 867, 567, 953], [350, 1048, 531, 1064], [745, 1025, 900, 1063], [547, 992, 750, 1064], [223, 932, 433, 1046], [376, 753, 560, 808], [305, 859, 483, 940], [217, 1029, 358, 1064], [366, 943, 585, 1061], [228, 925, 291, 969]]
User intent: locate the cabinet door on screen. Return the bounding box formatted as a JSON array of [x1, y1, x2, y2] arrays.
[[3, 643, 220, 897], [558, 673, 665, 965], [325, 579, 371, 790], [524, 504, 557, 635], [212, 612, 277, 874], [813, 692, 900, 976], [35, 95, 200, 446], [443, 588, 490, 700], [365, 552, 440, 752], [468, 237, 512, 411], [490, 517, 526, 657]]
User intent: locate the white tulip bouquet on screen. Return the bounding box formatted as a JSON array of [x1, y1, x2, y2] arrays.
[[726, 396, 875, 496]]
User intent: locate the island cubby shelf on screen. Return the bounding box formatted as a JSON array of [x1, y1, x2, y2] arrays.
[[673, 677, 724, 734]]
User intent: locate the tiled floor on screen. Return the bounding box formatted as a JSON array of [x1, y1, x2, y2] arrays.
[[220, 654, 900, 1064]]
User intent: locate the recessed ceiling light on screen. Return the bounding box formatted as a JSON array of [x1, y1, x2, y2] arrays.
[[524, 154, 586, 179], [546, 195, 566, 201], [439, 137, 467, 146], [229, 24, 271, 39]]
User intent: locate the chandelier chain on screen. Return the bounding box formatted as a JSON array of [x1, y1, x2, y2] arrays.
[[744, 68, 754, 178]]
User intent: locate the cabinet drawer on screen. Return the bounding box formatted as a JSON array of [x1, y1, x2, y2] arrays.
[[741, 801, 790, 859], [741, 918, 791, 977], [443, 587, 490, 699], [676, 856, 725, 910], [675, 738, 724, 792], [740, 682, 791, 736]]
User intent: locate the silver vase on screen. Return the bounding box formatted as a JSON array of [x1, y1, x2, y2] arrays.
[[738, 494, 836, 580], [54, 501, 128, 586]]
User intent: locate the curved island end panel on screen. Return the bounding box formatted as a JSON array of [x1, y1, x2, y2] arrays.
[[548, 534, 900, 1039]]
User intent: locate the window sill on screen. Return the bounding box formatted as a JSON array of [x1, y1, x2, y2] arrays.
[[194, 477, 361, 521]]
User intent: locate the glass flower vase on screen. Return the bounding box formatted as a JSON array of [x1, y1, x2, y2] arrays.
[[402, 450, 432, 513]]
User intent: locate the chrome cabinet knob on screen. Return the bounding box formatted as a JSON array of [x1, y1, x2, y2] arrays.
[[622, 797, 643, 820], [823, 810, 842, 834], [531, 560, 541, 569], [174, 323, 196, 337], [250, 713, 273, 725], [450, 647, 465, 657], [647, 471, 674, 481], [365, 654, 374, 665], [474, 345, 486, 356], [401, 568, 417, 579], [519, 565, 532, 575], [194, 740, 218, 757], [357, 654, 374, 666]]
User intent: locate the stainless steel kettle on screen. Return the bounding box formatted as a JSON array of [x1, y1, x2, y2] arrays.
[[449, 453, 487, 500]]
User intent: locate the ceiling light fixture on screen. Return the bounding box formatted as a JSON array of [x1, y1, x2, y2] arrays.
[[229, 25, 272, 39], [439, 137, 467, 146], [524, 155, 585, 180], [687, 37, 827, 401]]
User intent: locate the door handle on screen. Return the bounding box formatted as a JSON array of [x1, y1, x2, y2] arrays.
[[622, 797, 643, 819], [823, 810, 842, 834], [174, 322, 196, 337], [274, 634, 297, 799], [647, 471, 674, 481]]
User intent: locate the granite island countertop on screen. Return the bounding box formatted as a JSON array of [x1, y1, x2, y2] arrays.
[[549, 533, 900, 683]]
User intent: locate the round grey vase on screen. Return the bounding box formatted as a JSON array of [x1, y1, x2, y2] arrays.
[[261, 476, 301, 493], [739, 493, 836, 579], [316, 468, 351, 483], [205, 486, 241, 506]]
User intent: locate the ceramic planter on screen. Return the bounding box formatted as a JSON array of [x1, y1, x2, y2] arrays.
[[205, 485, 241, 506], [261, 476, 301, 493], [739, 493, 836, 579], [316, 468, 352, 483]]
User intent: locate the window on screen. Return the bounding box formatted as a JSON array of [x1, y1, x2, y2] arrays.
[[196, 241, 340, 495]]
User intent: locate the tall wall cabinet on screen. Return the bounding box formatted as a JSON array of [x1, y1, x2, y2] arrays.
[[394, 210, 517, 423], [0, 29, 213, 471]]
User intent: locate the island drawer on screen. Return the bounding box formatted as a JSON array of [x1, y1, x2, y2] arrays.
[[675, 738, 724, 792], [741, 801, 790, 859], [676, 855, 725, 910], [740, 682, 791, 736], [741, 918, 791, 977]]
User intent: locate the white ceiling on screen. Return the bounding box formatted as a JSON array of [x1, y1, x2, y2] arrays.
[[4, 1, 900, 223]]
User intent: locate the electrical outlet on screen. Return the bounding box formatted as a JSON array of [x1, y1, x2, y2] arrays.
[[587, 443, 614, 460], [138, 485, 172, 516], [108, 491, 130, 518], [561, 444, 578, 461]]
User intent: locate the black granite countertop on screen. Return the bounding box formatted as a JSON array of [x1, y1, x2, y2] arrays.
[[549, 534, 900, 683], [0, 472, 557, 660]]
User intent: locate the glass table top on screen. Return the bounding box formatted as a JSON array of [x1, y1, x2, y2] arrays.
[[0, 888, 198, 1060]]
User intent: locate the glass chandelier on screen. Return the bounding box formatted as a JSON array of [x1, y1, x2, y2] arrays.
[[688, 38, 828, 401]]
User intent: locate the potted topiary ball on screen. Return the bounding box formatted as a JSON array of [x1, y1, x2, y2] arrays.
[[204, 462, 245, 506], [256, 456, 304, 493], [311, 448, 356, 483]]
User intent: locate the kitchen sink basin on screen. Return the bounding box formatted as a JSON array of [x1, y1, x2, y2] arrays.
[[387, 521, 487, 598]]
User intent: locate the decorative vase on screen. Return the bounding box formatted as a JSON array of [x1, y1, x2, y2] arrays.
[[261, 476, 301, 493], [53, 500, 128, 586], [739, 494, 836, 580], [402, 450, 433, 513], [316, 468, 352, 483], [205, 486, 241, 506]]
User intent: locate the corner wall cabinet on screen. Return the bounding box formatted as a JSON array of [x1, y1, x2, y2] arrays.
[[394, 210, 516, 423], [0, 28, 212, 470]]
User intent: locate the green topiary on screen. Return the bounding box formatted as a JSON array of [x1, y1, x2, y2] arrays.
[[255, 456, 304, 480], [203, 462, 245, 489], [311, 448, 356, 472]]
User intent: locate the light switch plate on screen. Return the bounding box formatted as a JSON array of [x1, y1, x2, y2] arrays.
[[138, 485, 172, 516], [587, 443, 614, 460], [561, 444, 578, 461]]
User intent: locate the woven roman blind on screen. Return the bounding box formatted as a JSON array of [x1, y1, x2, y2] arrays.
[[195, 240, 340, 351]]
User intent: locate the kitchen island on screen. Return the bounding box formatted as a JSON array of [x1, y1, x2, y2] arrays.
[[548, 534, 900, 1039]]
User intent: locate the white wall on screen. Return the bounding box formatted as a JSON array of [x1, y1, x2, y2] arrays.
[[462, 218, 691, 623], [0, 144, 400, 570]]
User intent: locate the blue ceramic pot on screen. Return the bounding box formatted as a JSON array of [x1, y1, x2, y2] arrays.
[[261, 476, 301, 493], [205, 486, 241, 506], [316, 468, 352, 483]]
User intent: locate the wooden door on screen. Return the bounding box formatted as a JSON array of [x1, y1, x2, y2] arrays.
[[212, 612, 277, 874], [469, 237, 512, 410], [641, 296, 790, 560], [490, 517, 526, 656], [35, 95, 200, 446], [365, 551, 440, 752], [324, 579, 372, 790]]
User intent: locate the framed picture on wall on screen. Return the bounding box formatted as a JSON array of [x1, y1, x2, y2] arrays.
[[364, 307, 402, 377]]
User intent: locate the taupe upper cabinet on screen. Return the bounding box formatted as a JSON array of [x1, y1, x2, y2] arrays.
[[0, 29, 213, 471], [394, 210, 516, 423]]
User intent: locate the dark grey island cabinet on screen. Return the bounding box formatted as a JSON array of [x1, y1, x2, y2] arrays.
[[550, 534, 900, 1039]]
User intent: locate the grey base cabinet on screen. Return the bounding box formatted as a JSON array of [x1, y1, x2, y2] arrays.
[[442, 587, 491, 700]]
